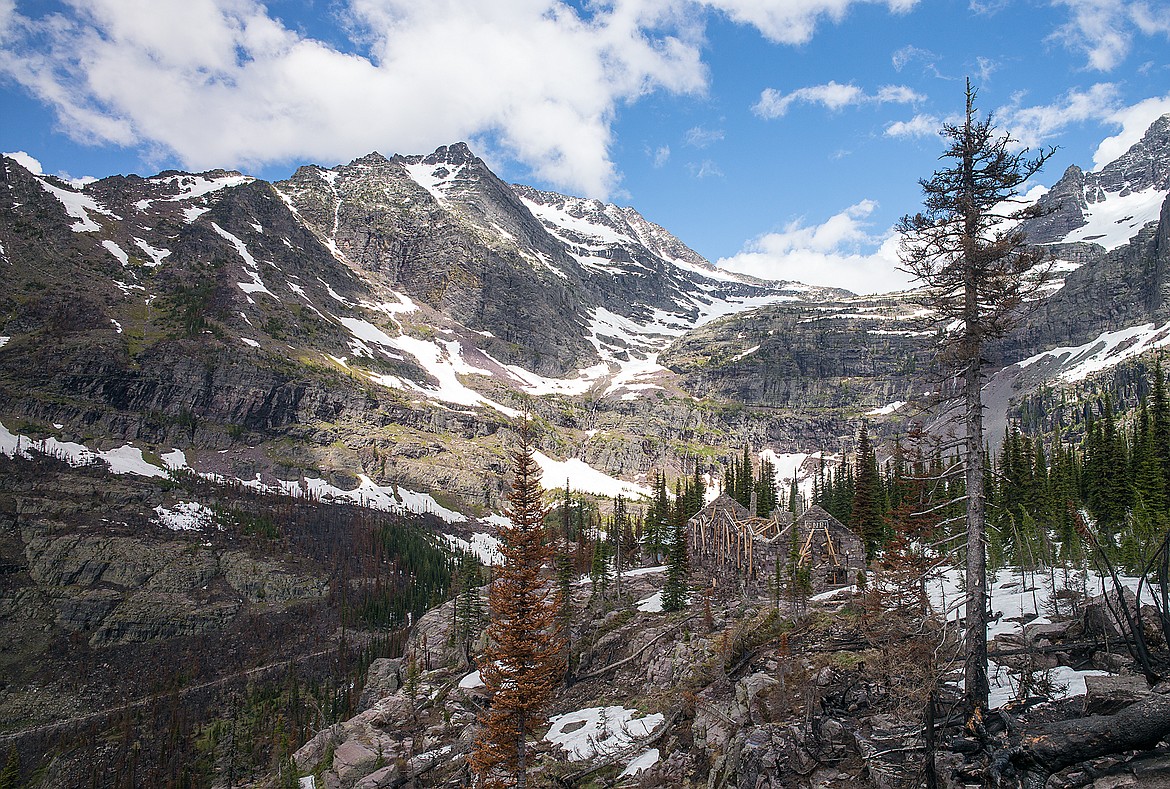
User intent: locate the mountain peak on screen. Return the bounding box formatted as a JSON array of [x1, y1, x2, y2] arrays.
[[1092, 112, 1170, 193], [349, 151, 391, 168], [423, 142, 476, 167]]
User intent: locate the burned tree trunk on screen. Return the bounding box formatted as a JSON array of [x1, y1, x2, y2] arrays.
[[996, 694, 1170, 788]]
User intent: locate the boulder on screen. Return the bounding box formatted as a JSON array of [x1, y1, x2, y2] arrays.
[[740, 671, 781, 725], [294, 724, 344, 772], [333, 740, 379, 786], [1024, 620, 1075, 645], [1083, 674, 1153, 715], [353, 764, 400, 789], [358, 658, 402, 711]]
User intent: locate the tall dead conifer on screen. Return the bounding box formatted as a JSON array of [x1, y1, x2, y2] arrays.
[[470, 417, 564, 788], [896, 80, 1052, 718]]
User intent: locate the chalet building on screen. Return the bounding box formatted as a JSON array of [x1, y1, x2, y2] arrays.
[[686, 494, 865, 597]]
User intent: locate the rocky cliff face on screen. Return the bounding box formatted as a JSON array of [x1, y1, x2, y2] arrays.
[[0, 137, 846, 508], [999, 113, 1170, 361], [660, 291, 929, 416], [276, 146, 596, 375], [4, 115, 1170, 519], [1023, 114, 1170, 246]]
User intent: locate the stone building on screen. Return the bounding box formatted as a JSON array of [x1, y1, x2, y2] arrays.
[[686, 494, 865, 597]]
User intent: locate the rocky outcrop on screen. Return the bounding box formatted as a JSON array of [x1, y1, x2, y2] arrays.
[[661, 291, 930, 416], [20, 528, 325, 646], [276, 147, 597, 375], [1022, 114, 1170, 246]]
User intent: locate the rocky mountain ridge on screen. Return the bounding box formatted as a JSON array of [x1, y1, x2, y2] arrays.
[[2, 115, 1170, 513], [0, 138, 844, 511]]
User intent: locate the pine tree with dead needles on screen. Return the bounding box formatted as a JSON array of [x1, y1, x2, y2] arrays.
[[470, 417, 564, 788]]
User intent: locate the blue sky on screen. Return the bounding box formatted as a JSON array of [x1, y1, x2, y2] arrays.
[[2, 0, 1169, 293]]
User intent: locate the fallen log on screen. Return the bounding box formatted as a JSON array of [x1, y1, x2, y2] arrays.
[[994, 692, 1170, 788]]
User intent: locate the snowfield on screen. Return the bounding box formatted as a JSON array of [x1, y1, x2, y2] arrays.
[[926, 565, 1141, 710], [532, 451, 651, 499], [1059, 186, 1167, 251], [544, 706, 665, 761], [0, 419, 467, 523], [1015, 319, 1170, 382]]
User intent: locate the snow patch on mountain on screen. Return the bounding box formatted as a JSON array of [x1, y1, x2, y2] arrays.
[[621, 749, 661, 777], [36, 178, 117, 232], [544, 707, 664, 761], [1060, 187, 1166, 250], [337, 317, 521, 417], [443, 532, 502, 565], [210, 223, 276, 299], [403, 161, 465, 205], [149, 172, 253, 201], [1016, 320, 1170, 382], [0, 420, 167, 478], [0, 420, 468, 524], [691, 291, 800, 326], [532, 451, 651, 499], [154, 502, 217, 532], [102, 240, 129, 266], [269, 473, 468, 523], [927, 566, 1129, 709], [134, 237, 171, 267], [519, 196, 634, 246], [491, 356, 606, 397], [866, 401, 907, 416]]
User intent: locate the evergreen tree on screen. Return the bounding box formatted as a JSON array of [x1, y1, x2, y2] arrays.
[[554, 548, 576, 680], [453, 551, 484, 666], [674, 462, 702, 520], [849, 423, 887, 558], [590, 529, 611, 597], [610, 495, 629, 599], [645, 471, 671, 562], [896, 80, 1054, 717], [662, 492, 690, 612], [471, 418, 564, 789], [786, 520, 811, 609], [1153, 360, 1170, 483], [1132, 400, 1165, 514], [756, 456, 778, 516], [559, 481, 574, 542], [736, 446, 754, 508]]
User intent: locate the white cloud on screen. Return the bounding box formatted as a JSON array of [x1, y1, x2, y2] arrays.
[[891, 44, 933, 71], [704, 0, 918, 45], [754, 82, 864, 118], [687, 159, 723, 178], [885, 113, 940, 138], [0, 0, 923, 199], [753, 81, 921, 119], [683, 126, 724, 148], [999, 83, 1123, 148], [1091, 93, 1170, 170], [875, 85, 925, 103], [1050, 0, 1170, 71], [974, 56, 998, 82], [716, 201, 915, 294], [651, 145, 671, 167], [3, 150, 43, 174]]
